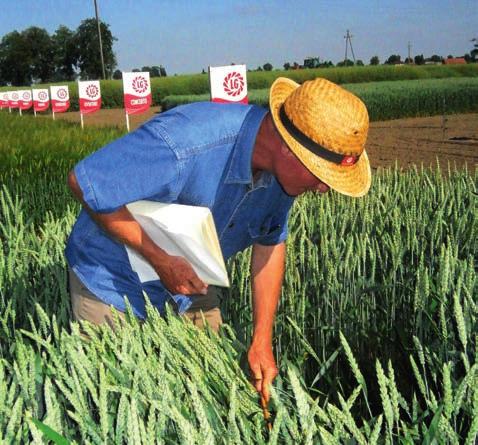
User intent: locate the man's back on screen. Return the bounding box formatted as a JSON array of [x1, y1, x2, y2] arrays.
[[65, 102, 294, 317]]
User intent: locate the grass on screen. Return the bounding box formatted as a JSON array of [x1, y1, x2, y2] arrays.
[[0, 110, 477, 443], [161, 77, 478, 121]]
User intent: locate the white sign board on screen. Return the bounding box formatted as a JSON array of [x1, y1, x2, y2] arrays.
[[122, 72, 152, 115], [78, 80, 101, 114], [209, 64, 248, 104], [50, 85, 70, 113]]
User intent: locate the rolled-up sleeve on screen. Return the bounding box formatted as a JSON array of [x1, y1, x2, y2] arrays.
[[74, 122, 180, 213]]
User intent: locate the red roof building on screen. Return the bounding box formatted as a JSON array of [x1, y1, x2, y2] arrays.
[[443, 57, 467, 65]]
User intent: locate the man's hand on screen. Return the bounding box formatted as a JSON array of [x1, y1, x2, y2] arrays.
[[153, 255, 208, 295], [67, 170, 208, 296], [248, 341, 278, 403]]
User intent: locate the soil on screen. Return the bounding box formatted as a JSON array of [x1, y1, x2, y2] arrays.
[[47, 108, 478, 171]]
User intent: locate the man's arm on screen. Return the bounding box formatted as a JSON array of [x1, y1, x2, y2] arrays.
[[247, 241, 286, 403], [67, 170, 207, 295]]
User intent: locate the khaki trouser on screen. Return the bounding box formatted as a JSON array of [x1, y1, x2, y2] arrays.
[[68, 269, 223, 333]]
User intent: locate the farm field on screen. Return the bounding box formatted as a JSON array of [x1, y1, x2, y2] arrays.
[[2, 64, 478, 110], [0, 101, 477, 443], [41, 108, 478, 170]]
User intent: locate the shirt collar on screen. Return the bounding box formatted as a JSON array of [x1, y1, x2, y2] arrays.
[[225, 105, 268, 185]]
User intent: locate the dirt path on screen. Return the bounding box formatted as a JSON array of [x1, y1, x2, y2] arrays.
[[366, 113, 478, 171], [46, 108, 478, 170]]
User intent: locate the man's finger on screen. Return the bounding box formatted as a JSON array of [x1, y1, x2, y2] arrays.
[[190, 277, 208, 295], [261, 367, 277, 404], [261, 382, 270, 404], [252, 376, 262, 393], [249, 368, 263, 393]]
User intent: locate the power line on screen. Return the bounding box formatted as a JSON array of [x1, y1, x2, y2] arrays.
[[94, 0, 106, 79], [344, 30, 356, 64]]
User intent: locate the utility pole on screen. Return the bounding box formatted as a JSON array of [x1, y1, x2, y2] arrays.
[[344, 30, 356, 65], [407, 41, 412, 64], [94, 0, 106, 79]]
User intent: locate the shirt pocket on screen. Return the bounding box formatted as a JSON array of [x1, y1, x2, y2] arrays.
[[248, 214, 282, 241]]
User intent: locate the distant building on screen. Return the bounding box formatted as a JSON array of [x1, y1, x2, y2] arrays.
[[443, 57, 466, 65]]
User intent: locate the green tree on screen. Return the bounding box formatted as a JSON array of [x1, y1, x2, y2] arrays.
[[52, 25, 78, 81], [112, 69, 122, 79], [429, 54, 443, 63], [414, 54, 425, 65], [22, 26, 55, 82], [263, 62, 273, 71], [356, 59, 364, 66], [0, 31, 30, 85], [74, 18, 117, 79], [385, 54, 401, 64], [337, 59, 354, 67], [369, 55, 379, 65], [283, 62, 291, 70], [159, 65, 167, 77], [469, 38, 477, 61], [150, 66, 161, 77]]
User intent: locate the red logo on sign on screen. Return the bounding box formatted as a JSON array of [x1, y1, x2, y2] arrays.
[[12, 92, 19, 100], [38, 91, 48, 101], [86, 84, 99, 99], [341, 155, 358, 166], [223, 72, 244, 97], [132, 76, 149, 94], [22, 92, 30, 100], [57, 88, 68, 100]]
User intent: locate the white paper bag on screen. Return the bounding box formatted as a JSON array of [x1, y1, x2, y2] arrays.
[[125, 201, 229, 287]]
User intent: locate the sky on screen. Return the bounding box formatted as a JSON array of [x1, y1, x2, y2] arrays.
[[1, 0, 476, 75]]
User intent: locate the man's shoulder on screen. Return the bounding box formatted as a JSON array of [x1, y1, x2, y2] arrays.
[[162, 102, 258, 129], [149, 102, 265, 156]]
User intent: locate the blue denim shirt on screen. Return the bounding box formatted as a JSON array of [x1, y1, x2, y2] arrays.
[[65, 102, 295, 318]]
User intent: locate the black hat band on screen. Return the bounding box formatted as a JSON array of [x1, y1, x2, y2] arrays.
[[279, 105, 359, 166]]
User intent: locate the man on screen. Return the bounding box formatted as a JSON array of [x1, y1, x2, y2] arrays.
[[65, 77, 371, 403]]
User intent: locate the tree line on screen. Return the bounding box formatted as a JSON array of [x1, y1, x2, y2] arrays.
[[0, 18, 118, 86]]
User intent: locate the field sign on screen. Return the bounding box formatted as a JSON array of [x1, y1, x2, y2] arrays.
[[9, 91, 19, 108], [122, 72, 152, 115], [78, 80, 101, 114], [209, 64, 248, 104], [0, 92, 9, 108], [18, 90, 33, 111], [32, 89, 50, 113], [50, 85, 70, 115], [122, 71, 152, 130]]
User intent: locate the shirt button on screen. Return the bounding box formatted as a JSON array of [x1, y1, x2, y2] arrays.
[[228, 222, 234, 228]]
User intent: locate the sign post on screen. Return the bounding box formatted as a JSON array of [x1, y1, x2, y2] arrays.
[[122, 72, 152, 131], [78, 80, 102, 129], [209, 64, 248, 104], [32, 89, 50, 117], [50, 85, 70, 120]]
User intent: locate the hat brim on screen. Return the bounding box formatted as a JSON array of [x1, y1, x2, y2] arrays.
[[269, 77, 371, 197]]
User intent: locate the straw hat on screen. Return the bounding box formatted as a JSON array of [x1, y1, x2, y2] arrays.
[[269, 77, 371, 197]]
